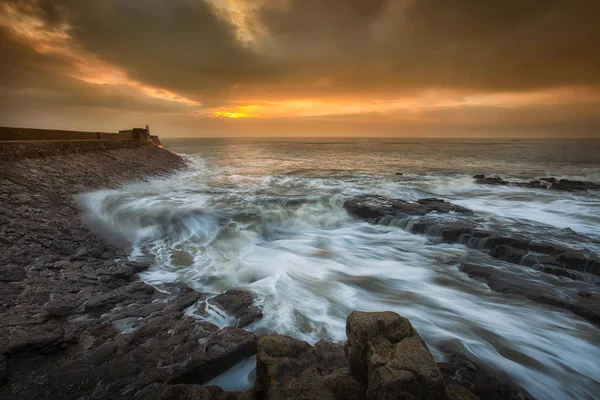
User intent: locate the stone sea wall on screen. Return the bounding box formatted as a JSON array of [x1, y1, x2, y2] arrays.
[[0, 126, 158, 161]]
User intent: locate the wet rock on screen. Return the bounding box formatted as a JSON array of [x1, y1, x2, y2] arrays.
[[488, 245, 527, 264], [527, 241, 564, 255], [314, 340, 348, 375], [123, 260, 152, 273], [169, 326, 258, 385], [553, 179, 600, 191], [344, 195, 473, 221], [515, 180, 548, 189], [482, 236, 529, 250], [0, 322, 67, 354], [395, 173, 404, 176], [438, 354, 533, 400], [255, 334, 316, 393], [153, 384, 216, 400], [473, 175, 600, 192], [441, 223, 475, 242], [209, 290, 263, 328], [321, 368, 368, 400], [255, 334, 364, 400], [83, 282, 157, 313], [474, 176, 509, 186], [0, 354, 7, 386], [0, 265, 27, 282], [460, 263, 600, 325], [446, 384, 481, 400], [557, 251, 600, 276], [346, 311, 446, 400]]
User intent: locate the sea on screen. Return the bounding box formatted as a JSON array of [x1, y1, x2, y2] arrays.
[[78, 138, 600, 399]]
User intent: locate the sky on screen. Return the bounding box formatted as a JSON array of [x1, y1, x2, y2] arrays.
[[0, 0, 599, 138]]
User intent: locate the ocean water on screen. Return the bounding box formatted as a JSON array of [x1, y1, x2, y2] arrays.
[[79, 138, 600, 399]]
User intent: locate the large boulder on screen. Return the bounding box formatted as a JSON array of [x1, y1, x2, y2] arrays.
[[254, 334, 364, 400], [346, 311, 447, 400]]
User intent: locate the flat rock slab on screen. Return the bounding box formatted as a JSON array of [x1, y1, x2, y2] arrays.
[[344, 196, 473, 220]]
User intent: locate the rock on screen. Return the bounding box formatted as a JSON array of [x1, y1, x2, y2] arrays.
[[0, 146, 187, 399], [346, 311, 446, 400], [474, 176, 509, 186], [482, 236, 529, 250], [344, 195, 473, 221], [438, 354, 533, 400], [441, 223, 475, 242], [554, 179, 600, 191], [314, 340, 348, 375], [395, 173, 404, 176], [123, 260, 152, 272], [0, 265, 26, 282], [0, 354, 7, 386], [170, 326, 258, 385], [459, 263, 600, 325], [84, 282, 157, 313], [472, 175, 485, 179], [558, 251, 600, 276], [153, 384, 216, 400], [540, 177, 556, 184], [446, 384, 481, 400], [255, 334, 365, 400], [527, 241, 564, 255], [209, 290, 263, 328], [151, 384, 241, 400], [255, 334, 316, 393], [488, 245, 527, 264], [515, 180, 548, 189]]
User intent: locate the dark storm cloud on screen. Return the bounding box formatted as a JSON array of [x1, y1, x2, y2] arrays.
[[5, 0, 600, 101], [250, 0, 600, 94], [0, 27, 195, 114]]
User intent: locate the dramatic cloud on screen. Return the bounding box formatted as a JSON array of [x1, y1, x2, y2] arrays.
[[0, 0, 599, 136]]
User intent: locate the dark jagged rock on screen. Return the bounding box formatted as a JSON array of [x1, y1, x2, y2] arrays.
[[474, 176, 510, 186], [460, 263, 600, 324], [209, 290, 263, 328], [438, 354, 533, 400], [254, 334, 365, 400], [557, 251, 600, 275], [346, 311, 447, 400], [152, 384, 229, 400], [488, 245, 527, 264], [344, 195, 473, 221], [553, 179, 600, 191], [0, 266, 27, 282], [473, 175, 600, 192], [252, 312, 485, 400], [0, 354, 6, 386], [314, 340, 349, 375]]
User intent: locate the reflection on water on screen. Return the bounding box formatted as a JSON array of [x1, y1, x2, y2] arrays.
[[79, 138, 600, 400]]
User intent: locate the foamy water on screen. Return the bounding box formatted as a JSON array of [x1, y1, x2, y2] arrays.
[[78, 138, 600, 399]]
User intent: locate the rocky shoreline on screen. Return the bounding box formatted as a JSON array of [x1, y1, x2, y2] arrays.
[[1, 147, 543, 399], [344, 194, 600, 326]]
